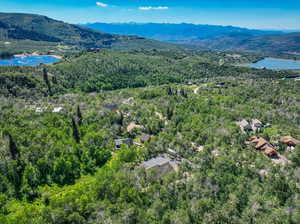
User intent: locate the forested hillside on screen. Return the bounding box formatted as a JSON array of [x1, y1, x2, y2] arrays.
[[0, 49, 299, 223], [0, 49, 283, 97], [0, 75, 299, 223], [0, 13, 180, 55], [185, 32, 300, 57]]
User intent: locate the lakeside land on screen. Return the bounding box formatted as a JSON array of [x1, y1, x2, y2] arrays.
[[0, 12, 299, 224]]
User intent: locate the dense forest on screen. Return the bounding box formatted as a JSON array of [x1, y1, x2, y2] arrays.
[[0, 48, 299, 223], [0, 49, 283, 98]]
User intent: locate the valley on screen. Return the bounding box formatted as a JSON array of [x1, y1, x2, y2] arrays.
[[0, 11, 299, 224]]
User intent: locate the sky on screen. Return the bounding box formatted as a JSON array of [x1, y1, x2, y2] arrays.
[[1, 0, 300, 30]]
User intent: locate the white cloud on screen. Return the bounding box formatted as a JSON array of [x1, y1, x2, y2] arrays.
[[96, 2, 108, 7], [139, 6, 169, 11]]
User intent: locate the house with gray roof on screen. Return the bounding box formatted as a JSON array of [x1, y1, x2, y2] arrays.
[[114, 138, 133, 149], [140, 134, 151, 143], [103, 104, 118, 112], [141, 157, 175, 177]]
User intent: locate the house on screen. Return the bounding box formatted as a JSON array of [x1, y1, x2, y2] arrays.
[[122, 97, 134, 105], [140, 134, 152, 143], [251, 119, 263, 132], [103, 105, 118, 112], [123, 111, 132, 118], [133, 142, 143, 147], [247, 136, 269, 150], [141, 157, 175, 177], [263, 123, 272, 128], [35, 107, 46, 113], [264, 146, 278, 157], [114, 138, 133, 149], [167, 148, 178, 157], [191, 142, 204, 152], [249, 137, 269, 150], [87, 48, 101, 53], [226, 53, 241, 58], [237, 119, 252, 133], [258, 169, 268, 176], [215, 82, 226, 88], [212, 149, 221, 157], [280, 136, 300, 146], [127, 122, 144, 133], [237, 119, 265, 133], [52, 107, 63, 113]]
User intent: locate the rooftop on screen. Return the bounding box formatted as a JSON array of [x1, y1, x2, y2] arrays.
[[140, 134, 151, 143], [142, 157, 171, 170], [280, 136, 300, 146], [103, 105, 118, 111]]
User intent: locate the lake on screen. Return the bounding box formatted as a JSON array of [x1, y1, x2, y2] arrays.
[[0, 55, 60, 66], [249, 58, 300, 70]]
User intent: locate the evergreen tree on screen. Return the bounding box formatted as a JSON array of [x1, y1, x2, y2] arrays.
[[71, 117, 80, 143], [7, 133, 19, 160], [77, 105, 83, 126], [42, 67, 52, 96]]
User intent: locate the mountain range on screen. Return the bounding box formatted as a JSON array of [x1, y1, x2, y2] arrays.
[[83, 22, 300, 57], [1, 13, 300, 58], [0, 13, 180, 53], [83, 23, 281, 42]]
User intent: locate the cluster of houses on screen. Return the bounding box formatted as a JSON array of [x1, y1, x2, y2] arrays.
[[246, 136, 278, 157], [114, 137, 180, 177], [238, 119, 299, 163], [114, 134, 202, 177], [246, 135, 299, 161]]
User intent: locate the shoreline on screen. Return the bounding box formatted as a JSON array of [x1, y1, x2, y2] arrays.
[[13, 53, 62, 59], [266, 57, 300, 62], [0, 53, 62, 66], [237, 57, 300, 70]]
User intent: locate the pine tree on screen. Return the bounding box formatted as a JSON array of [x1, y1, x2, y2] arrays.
[[7, 133, 19, 160], [43, 67, 52, 96], [167, 86, 173, 96], [167, 107, 174, 120], [72, 117, 80, 143], [77, 105, 83, 126], [118, 111, 124, 126]]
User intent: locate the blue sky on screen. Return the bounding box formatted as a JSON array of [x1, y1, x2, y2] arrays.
[[2, 0, 300, 29]]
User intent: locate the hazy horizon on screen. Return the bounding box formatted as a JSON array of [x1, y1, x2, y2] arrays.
[[81, 21, 300, 32], [2, 0, 300, 30]]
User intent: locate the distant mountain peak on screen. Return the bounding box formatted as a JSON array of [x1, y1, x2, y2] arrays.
[[82, 22, 300, 56], [0, 12, 181, 51]]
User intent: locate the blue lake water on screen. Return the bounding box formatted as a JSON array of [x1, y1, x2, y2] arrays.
[[249, 58, 300, 70], [0, 56, 60, 66]]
